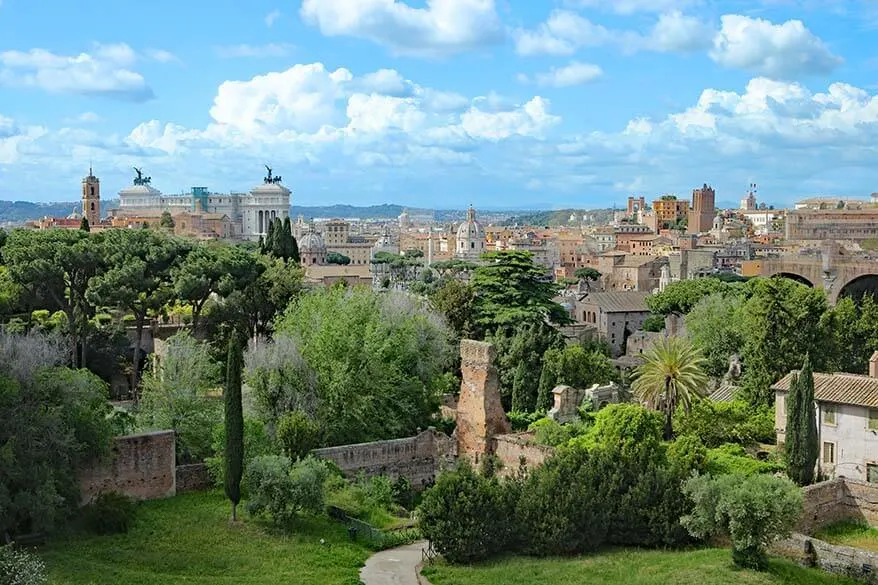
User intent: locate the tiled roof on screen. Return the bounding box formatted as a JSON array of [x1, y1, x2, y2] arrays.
[[709, 382, 738, 402], [772, 371, 878, 409], [579, 291, 650, 313]]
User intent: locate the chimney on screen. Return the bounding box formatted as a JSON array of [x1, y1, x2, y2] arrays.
[[870, 351, 878, 379]]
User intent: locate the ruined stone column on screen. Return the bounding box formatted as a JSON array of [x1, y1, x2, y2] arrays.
[[456, 340, 510, 464]]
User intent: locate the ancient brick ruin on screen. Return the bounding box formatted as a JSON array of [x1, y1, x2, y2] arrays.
[[456, 340, 510, 463], [79, 430, 176, 503]]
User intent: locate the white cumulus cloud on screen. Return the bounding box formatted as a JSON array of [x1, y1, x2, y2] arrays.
[[568, 0, 701, 15], [0, 43, 153, 101], [513, 10, 614, 56], [710, 15, 842, 78], [300, 0, 504, 57]]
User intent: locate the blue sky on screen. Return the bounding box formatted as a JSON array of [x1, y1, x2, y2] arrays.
[[1, 0, 877, 208]]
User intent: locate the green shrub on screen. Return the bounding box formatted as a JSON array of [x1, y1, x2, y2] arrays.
[[391, 476, 414, 509], [705, 443, 783, 476], [642, 314, 665, 332], [371, 528, 422, 551], [507, 410, 544, 431], [0, 544, 47, 585], [516, 446, 607, 556], [81, 492, 137, 535], [528, 417, 588, 447], [417, 462, 514, 563], [245, 455, 328, 526], [682, 473, 803, 570], [205, 416, 274, 489], [276, 410, 320, 460], [121, 314, 135, 324], [674, 400, 775, 448], [433, 416, 456, 436]]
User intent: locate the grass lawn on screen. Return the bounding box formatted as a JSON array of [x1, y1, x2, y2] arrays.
[[41, 490, 369, 585], [421, 547, 860, 585], [814, 521, 878, 553]]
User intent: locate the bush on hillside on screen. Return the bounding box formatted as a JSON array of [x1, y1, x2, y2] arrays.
[[705, 444, 783, 476], [674, 400, 775, 448], [682, 473, 803, 570], [81, 492, 137, 535], [417, 462, 514, 563], [245, 455, 329, 526]]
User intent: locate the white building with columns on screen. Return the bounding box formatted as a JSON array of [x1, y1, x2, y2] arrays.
[[113, 167, 290, 241]]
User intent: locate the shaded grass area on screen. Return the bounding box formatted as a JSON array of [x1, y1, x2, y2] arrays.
[[42, 490, 369, 585], [814, 521, 878, 553], [422, 547, 860, 585]]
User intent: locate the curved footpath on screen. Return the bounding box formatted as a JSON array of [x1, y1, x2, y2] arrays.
[[359, 540, 433, 585]]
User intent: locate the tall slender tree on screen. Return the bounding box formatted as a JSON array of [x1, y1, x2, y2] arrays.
[[224, 330, 245, 521], [632, 337, 708, 440], [80, 217, 90, 232], [785, 355, 818, 485], [264, 218, 276, 256]]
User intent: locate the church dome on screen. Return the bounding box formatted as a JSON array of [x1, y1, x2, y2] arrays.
[[299, 229, 326, 252], [373, 226, 399, 256], [67, 206, 83, 220], [456, 206, 485, 241]]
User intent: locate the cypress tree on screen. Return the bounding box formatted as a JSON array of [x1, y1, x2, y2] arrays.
[[257, 235, 265, 254], [80, 217, 90, 232], [290, 235, 300, 264], [264, 219, 276, 257], [798, 354, 818, 485], [271, 218, 285, 259], [784, 371, 803, 484], [282, 216, 294, 261], [224, 330, 245, 521]]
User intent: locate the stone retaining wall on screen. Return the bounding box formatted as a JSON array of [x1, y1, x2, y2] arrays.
[[492, 433, 553, 477], [79, 431, 176, 503], [312, 428, 456, 489], [777, 533, 878, 584], [798, 478, 878, 535]]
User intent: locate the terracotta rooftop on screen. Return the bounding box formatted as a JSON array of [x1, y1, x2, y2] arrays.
[[578, 291, 650, 313], [772, 371, 878, 409]]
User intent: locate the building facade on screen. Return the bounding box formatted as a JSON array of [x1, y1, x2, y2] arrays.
[[785, 208, 878, 242], [575, 291, 651, 356], [773, 357, 878, 484], [652, 196, 689, 229], [112, 167, 290, 241]]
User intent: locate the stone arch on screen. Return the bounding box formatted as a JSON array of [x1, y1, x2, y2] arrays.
[[838, 274, 878, 304], [773, 272, 814, 287]]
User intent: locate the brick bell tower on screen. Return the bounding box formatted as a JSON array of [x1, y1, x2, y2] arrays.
[[81, 164, 101, 226]]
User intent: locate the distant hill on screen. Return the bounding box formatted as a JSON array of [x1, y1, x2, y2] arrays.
[[0, 199, 121, 224]]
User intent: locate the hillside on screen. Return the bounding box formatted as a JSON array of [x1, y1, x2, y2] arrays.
[[504, 208, 616, 227]]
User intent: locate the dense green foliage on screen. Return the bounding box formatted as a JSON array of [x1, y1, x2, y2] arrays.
[[684, 293, 746, 378], [326, 251, 351, 265], [420, 404, 700, 565], [682, 473, 803, 570], [276, 410, 321, 460], [489, 322, 564, 412], [429, 278, 476, 339], [471, 250, 571, 334], [137, 331, 221, 462], [224, 332, 244, 520], [785, 356, 818, 486], [537, 344, 619, 412], [417, 463, 514, 563], [647, 278, 738, 315], [244, 455, 329, 526], [705, 444, 784, 476], [267, 287, 453, 445], [80, 492, 137, 535], [673, 400, 775, 448], [814, 521, 878, 553], [0, 332, 112, 537]]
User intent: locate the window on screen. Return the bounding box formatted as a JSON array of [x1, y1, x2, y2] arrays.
[[869, 409, 878, 431], [868, 464, 878, 484], [823, 405, 838, 426], [822, 442, 835, 465]]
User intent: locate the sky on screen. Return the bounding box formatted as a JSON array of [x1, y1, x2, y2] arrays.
[[1, 0, 878, 209]]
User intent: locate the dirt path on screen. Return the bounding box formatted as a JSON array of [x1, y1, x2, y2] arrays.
[[359, 540, 431, 585]]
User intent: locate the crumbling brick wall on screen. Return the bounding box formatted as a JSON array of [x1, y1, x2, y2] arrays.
[[79, 430, 176, 503], [456, 340, 510, 464]]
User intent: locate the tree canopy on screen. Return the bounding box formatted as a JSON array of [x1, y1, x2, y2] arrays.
[[471, 250, 571, 335]]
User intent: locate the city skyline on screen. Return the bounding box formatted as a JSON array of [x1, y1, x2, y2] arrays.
[[2, 0, 878, 206]]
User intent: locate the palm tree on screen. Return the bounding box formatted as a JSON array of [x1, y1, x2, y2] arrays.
[[632, 336, 708, 440]]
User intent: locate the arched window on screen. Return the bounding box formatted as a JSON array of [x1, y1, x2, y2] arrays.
[[90, 186, 95, 196], [90, 202, 95, 211], [258, 210, 264, 233]]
